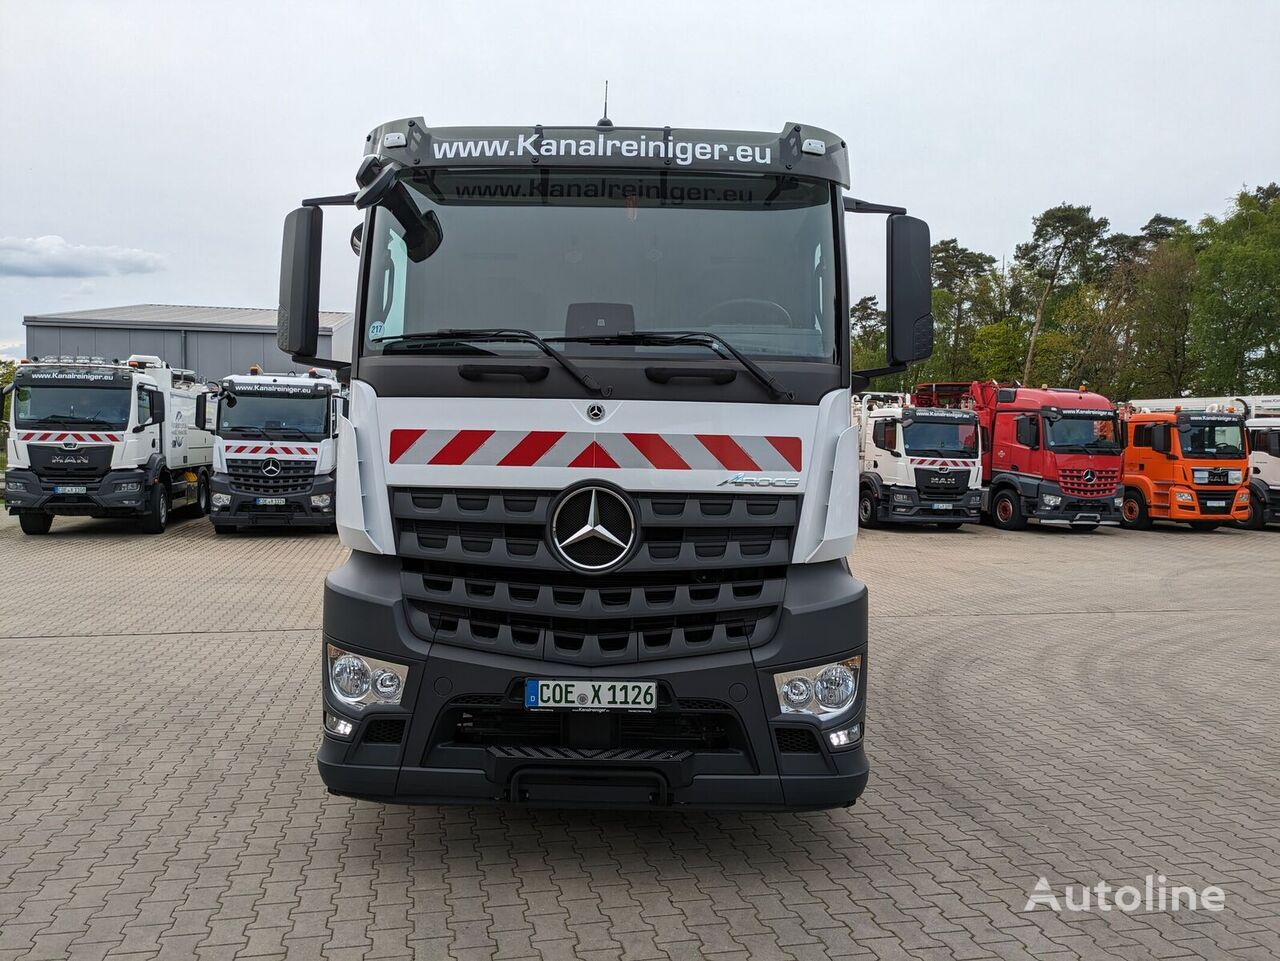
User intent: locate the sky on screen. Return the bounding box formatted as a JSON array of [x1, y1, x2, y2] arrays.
[[2, 0, 1278, 359]]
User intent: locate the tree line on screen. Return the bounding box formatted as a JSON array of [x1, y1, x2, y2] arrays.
[[854, 183, 1280, 399]]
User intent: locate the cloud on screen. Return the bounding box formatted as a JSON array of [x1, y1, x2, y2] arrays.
[[0, 340, 24, 361], [0, 235, 164, 278]]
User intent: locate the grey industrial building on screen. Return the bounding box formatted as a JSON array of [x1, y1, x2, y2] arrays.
[[23, 304, 353, 380]]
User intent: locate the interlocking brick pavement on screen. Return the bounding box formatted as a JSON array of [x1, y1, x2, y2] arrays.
[[1, 510, 1277, 960]]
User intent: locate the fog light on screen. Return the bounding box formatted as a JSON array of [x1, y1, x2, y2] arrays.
[[324, 712, 354, 738], [311, 493, 332, 508], [1114, 496, 1123, 507], [117, 481, 142, 493], [212, 492, 231, 507], [827, 723, 862, 749], [1041, 493, 1062, 508], [1175, 490, 1194, 504], [1235, 489, 1249, 502]]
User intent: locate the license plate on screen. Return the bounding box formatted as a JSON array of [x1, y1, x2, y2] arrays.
[[1207, 500, 1225, 508], [255, 497, 287, 506], [932, 502, 952, 510], [525, 678, 657, 711], [53, 485, 87, 494]]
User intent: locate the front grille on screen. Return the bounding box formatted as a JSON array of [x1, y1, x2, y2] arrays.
[[1195, 491, 1233, 515], [915, 468, 968, 500], [775, 727, 821, 754], [28, 445, 113, 486], [1194, 469, 1233, 486], [394, 488, 797, 665], [227, 458, 316, 495], [1058, 468, 1120, 497], [363, 718, 406, 744]]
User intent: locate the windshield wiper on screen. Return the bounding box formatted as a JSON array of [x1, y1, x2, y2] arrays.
[[378, 328, 610, 397], [546, 330, 795, 402], [28, 414, 121, 427]]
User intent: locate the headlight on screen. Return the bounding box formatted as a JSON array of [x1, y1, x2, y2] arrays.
[[5, 479, 25, 492], [211, 492, 231, 507], [310, 493, 332, 508], [1236, 489, 1249, 502], [1041, 493, 1062, 508], [116, 481, 141, 493], [893, 492, 911, 503], [1228, 470, 1243, 485], [1192, 469, 1209, 484], [774, 656, 861, 718], [326, 643, 407, 707], [1175, 490, 1194, 504]]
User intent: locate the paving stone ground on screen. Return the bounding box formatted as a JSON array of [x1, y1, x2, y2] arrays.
[[1, 509, 1277, 960]]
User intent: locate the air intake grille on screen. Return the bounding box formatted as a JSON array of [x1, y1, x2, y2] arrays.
[[363, 719, 406, 744], [775, 727, 821, 754], [393, 488, 798, 665], [227, 458, 316, 495], [1058, 468, 1120, 497]]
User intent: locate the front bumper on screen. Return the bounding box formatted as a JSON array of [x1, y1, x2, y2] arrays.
[[1165, 486, 1249, 523], [878, 484, 981, 524], [210, 473, 335, 527], [4, 467, 150, 516], [317, 552, 870, 811], [1026, 481, 1122, 526]]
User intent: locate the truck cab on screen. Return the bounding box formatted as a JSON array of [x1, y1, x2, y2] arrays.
[[272, 116, 935, 811], [4, 354, 212, 534], [1242, 415, 1280, 529], [915, 381, 1124, 530], [1118, 406, 1250, 529], [853, 393, 981, 528], [198, 368, 342, 533]]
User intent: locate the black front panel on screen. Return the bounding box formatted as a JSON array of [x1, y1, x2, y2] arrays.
[[226, 458, 316, 496], [1195, 491, 1234, 515], [392, 487, 798, 665], [914, 468, 967, 501], [27, 445, 114, 485]]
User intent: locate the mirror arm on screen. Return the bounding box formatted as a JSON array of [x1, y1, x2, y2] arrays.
[[843, 197, 907, 216], [289, 354, 351, 372], [302, 192, 357, 208]]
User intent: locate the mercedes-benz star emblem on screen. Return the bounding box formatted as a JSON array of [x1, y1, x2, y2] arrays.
[[261, 458, 282, 477], [587, 403, 606, 421], [549, 485, 636, 573], [1083, 469, 1096, 484]]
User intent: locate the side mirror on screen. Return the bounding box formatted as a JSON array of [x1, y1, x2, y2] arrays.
[[150, 390, 165, 425], [1015, 415, 1039, 449], [278, 206, 324, 360], [885, 214, 934, 367], [195, 394, 215, 432], [1152, 423, 1172, 454]]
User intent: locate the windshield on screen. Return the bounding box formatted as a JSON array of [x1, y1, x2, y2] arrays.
[[14, 386, 131, 429], [220, 395, 329, 438], [903, 420, 978, 457], [361, 169, 838, 361], [1045, 415, 1122, 452], [1179, 422, 1245, 458]]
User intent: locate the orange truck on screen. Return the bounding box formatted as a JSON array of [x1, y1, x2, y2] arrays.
[[1118, 405, 1250, 529]]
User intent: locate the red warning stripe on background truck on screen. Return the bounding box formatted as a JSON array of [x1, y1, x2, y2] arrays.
[[388, 429, 803, 472]]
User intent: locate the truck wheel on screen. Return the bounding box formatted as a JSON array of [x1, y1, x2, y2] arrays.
[[192, 472, 211, 516], [1189, 521, 1220, 532], [140, 485, 169, 534], [1238, 494, 1266, 530], [19, 513, 54, 535], [1119, 490, 1152, 530], [858, 489, 879, 529], [990, 490, 1027, 531]]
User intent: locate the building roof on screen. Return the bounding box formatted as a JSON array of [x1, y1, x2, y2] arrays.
[[24, 304, 352, 334]]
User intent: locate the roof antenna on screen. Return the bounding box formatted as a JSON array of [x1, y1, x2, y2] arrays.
[[597, 80, 613, 128]]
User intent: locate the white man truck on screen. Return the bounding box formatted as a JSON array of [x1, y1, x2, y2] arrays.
[[1128, 396, 1280, 530], [853, 393, 982, 529], [3, 355, 212, 534], [196, 368, 342, 533], [275, 117, 935, 810]]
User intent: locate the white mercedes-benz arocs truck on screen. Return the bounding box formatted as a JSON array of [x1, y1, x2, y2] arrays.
[[196, 368, 342, 533], [276, 118, 934, 810], [4, 355, 213, 534], [853, 392, 982, 529]]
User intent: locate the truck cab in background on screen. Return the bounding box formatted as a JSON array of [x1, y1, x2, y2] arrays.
[[852, 393, 981, 528], [1123, 397, 1258, 529], [914, 381, 1124, 531], [197, 368, 342, 533], [1243, 411, 1280, 529], [3, 354, 212, 534]]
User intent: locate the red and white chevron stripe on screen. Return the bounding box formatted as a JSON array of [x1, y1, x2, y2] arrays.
[[909, 458, 975, 469], [17, 431, 122, 444], [388, 429, 802, 472], [223, 444, 320, 457]]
